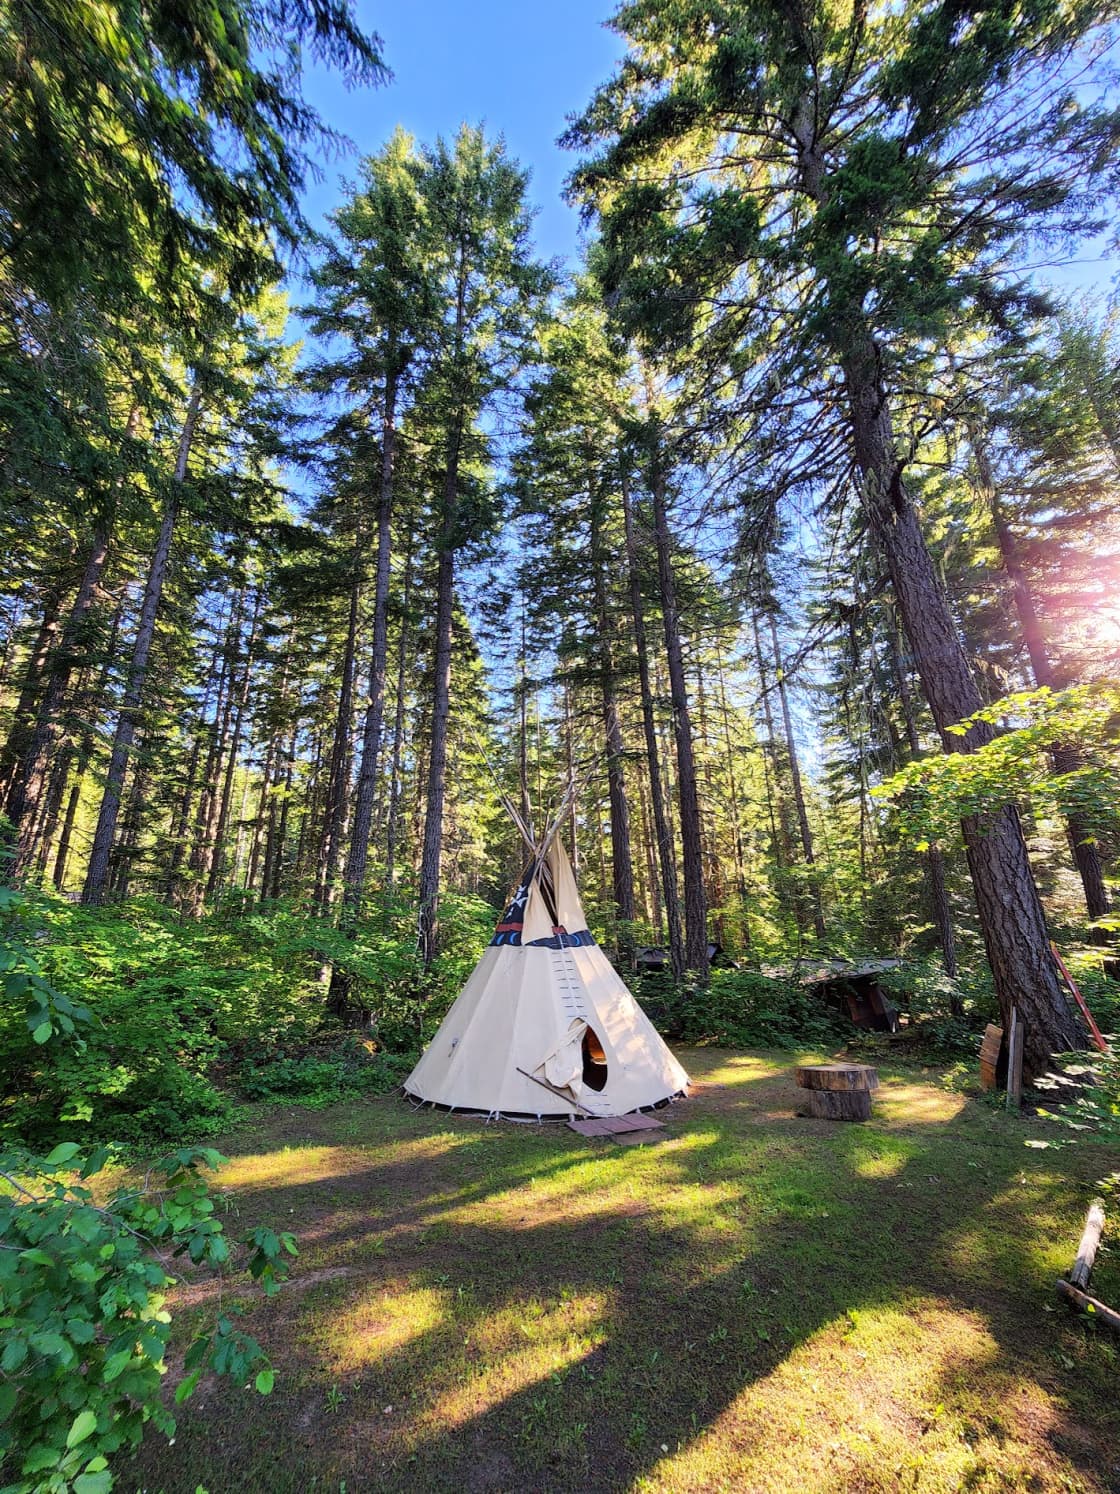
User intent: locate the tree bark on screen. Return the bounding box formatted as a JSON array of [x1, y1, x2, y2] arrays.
[[972, 436, 1112, 927], [621, 469, 684, 977], [417, 420, 461, 964], [646, 450, 708, 977], [890, 622, 959, 984], [768, 614, 827, 943], [83, 381, 202, 905], [418, 230, 471, 965], [338, 366, 399, 939], [9, 405, 141, 876], [896, 612, 967, 986], [839, 333, 1084, 1073], [0, 581, 66, 825], [205, 587, 261, 902], [785, 101, 1082, 1070], [714, 643, 751, 948], [385, 524, 415, 889], [185, 590, 241, 916], [589, 482, 636, 951], [314, 562, 361, 913]]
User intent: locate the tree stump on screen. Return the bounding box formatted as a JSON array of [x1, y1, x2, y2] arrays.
[[795, 1063, 878, 1122], [800, 1088, 872, 1121]]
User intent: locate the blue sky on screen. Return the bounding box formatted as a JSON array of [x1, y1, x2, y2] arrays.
[[299, 0, 625, 268]]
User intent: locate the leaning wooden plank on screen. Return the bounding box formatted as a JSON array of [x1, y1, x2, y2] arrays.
[[1056, 1279, 1120, 1333], [795, 1064, 879, 1093], [800, 1088, 872, 1121], [979, 1024, 1003, 1091], [1051, 941, 1109, 1053], [1069, 1199, 1106, 1291]]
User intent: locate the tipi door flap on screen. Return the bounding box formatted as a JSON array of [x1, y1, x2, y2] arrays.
[[536, 1018, 588, 1093]]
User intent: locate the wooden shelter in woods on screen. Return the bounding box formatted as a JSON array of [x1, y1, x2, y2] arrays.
[[797, 960, 902, 1032], [405, 795, 689, 1120]]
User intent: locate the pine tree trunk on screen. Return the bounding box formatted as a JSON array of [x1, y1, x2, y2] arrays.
[[9, 406, 140, 875], [973, 439, 1112, 927], [647, 460, 707, 976], [768, 615, 826, 942], [205, 588, 261, 902], [339, 370, 399, 931], [839, 334, 1083, 1074], [385, 526, 415, 889], [563, 687, 580, 877], [249, 732, 277, 898], [750, 611, 793, 872], [621, 469, 684, 977], [891, 622, 959, 984], [417, 423, 461, 965], [185, 591, 242, 916], [9, 529, 110, 873], [589, 485, 636, 950], [315, 566, 361, 912], [82, 383, 202, 905], [1, 582, 66, 823], [694, 663, 727, 946], [637, 767, 663, 939], [52, 776, 82, 891], [268, 725, 297, 902], [715, 644, 751, 947]]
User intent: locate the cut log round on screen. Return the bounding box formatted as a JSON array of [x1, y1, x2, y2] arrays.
[[800, 1088, 872, 1122], [795, 1063, 879, 1093]]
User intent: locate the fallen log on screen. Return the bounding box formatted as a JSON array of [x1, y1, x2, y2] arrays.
[[1055, 1279, 1120, 1334], [1070, 1199, 1106, 1291]]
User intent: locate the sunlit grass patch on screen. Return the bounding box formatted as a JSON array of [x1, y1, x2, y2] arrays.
[[128, 1046, 1120, 1494], [873, 1080, 967, 1126], [640, 1299, 1032, 1493]]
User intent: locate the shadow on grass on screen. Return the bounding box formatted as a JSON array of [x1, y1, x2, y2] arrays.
[[125, 1049, 1120, 1493]]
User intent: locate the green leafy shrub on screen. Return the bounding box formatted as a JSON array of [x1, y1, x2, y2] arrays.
[[0, 884, 493, 1146], [0, 1143, 296, 1493], [239, 1042, 415, 1108], [875, 960, 997, 1057], [639, 969, 849, 1049]]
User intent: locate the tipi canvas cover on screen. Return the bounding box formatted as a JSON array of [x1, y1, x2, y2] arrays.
[[404, 836, 689, 1118]]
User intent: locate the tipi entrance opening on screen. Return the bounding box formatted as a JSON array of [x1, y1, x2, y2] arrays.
[[582, 1026, 608, 1091]]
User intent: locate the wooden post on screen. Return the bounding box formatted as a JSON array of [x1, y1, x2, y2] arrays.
[[1006, 1007, 1023, 1110]]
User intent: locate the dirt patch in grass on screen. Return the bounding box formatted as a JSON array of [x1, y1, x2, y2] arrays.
[[123, 1048, 1120, 1493]]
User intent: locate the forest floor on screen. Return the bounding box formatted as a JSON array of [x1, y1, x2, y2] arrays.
[[125, 1048, 1120, 1494]]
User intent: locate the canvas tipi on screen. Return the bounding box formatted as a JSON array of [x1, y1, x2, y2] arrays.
[[404, 802, 689, 1119]]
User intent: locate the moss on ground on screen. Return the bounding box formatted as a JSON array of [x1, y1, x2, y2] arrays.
[[126, 1049, 1120, 1493]]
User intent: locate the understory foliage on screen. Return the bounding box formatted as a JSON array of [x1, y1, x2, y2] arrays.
[[0, 1142, 295, 1494], [0, 887, 495, 1146]]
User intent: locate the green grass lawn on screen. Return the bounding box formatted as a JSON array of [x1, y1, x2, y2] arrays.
[[128, 1049, 1120, 1493]]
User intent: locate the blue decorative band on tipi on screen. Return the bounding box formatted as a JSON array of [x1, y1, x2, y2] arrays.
[[488, 924, 597, 949]]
